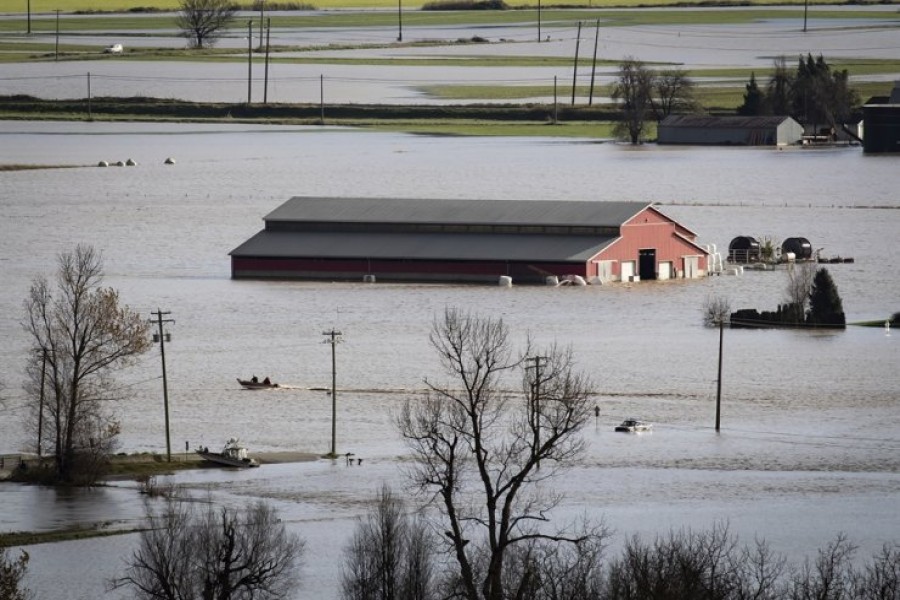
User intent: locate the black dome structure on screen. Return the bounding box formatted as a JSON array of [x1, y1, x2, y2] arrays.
[[781, 237, 813, 260], [728, 236, 761, 263]]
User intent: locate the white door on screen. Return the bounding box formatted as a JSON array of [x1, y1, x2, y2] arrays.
[[684, 256, 699, 279], [658, 261, 672, 280], [620, 261, 635, 282], [597, 260, 614, 283]]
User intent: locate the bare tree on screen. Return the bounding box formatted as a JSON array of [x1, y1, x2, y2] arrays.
[[22, 244, 150, 484], [398, 308, 597, 600], [0, 548, 32, 600], [703, 295, 732, 328], [652, 68, 699, 120], [612, 58, 656, 144], [176, 0, 237, 49], [112, 497, 304, 600], [784, 261, 817, 319], [605, 523, 786, 600], [341, 484, 437, 600], [852, 544, 900, 599], [787, 533, 857, 600]]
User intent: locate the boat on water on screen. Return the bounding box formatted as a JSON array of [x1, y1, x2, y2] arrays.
[[237, 377, 279, 390], [196, 439, 260, 468], [614, 419, 652, 433]]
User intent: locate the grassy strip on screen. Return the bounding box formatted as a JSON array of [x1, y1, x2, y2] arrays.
[[0, 164, 88, 171], [2, 7, 897, 34], [0, 526, 142, 548], [361, 119, 616, 136], [13, 0, 874, 13]]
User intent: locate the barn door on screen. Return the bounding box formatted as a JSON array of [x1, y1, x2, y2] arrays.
[[639, 249, 657, 280], [684, 256, 699, 279]]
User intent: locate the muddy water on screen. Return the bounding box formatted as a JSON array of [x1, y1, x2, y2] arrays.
[[1, 122, 898, 599]]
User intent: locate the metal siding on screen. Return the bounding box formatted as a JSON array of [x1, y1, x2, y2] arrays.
[[598, 222, 709, 274]]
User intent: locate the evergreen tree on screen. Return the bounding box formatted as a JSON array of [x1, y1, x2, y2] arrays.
[[806, 268, 845, 327], [738, 72, 767, 116], [767, 56, 793, 116]]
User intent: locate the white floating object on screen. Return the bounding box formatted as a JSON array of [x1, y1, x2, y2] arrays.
[[363, 274, 376, 283], [545, 275, 559, 286], [97, 160, 108, 167], [498, 275, 512, 287], [125, 158, 136, 166]]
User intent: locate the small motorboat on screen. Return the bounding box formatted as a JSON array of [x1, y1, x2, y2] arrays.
[[237, 377, 279, 390], [614, 419, 652, 433], [196, 438, 259, 468]]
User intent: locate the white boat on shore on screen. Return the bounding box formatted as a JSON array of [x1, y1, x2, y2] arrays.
[[196, 439, 260, 468]]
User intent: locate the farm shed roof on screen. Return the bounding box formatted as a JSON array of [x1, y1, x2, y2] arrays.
[[659, 115, 796, 129], [263, 197, 649, 228]]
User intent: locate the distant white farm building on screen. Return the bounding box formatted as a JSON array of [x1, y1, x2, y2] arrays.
[[658, 115, 803, 146]]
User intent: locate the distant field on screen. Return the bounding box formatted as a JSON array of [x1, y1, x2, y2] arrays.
[[4, 7, 898, 35], [14, 0, 874, 13]]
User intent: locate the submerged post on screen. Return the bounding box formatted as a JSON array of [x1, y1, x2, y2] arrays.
[[151, 309, 175, 461], [715, 317, 723, 432], [322, 329, 343, 457]]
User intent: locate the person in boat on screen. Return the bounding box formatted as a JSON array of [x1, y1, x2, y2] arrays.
[[263, 377, 271, 385], [251, 375, 258, 383]]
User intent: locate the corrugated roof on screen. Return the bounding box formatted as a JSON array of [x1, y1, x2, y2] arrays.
[[659, 115, 795, 129], [264, 197, 648, 228], [230, 231, 616, 263]]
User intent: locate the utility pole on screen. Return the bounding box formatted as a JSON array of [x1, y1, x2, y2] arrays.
[[397, 0, 403, 41], [55, 10, 60, 61], [571, 21, 582, 105], [803, 0, 808, 33], [151, 309, 174, 461], [259, 0, 265, 49], [37, 348, 48, 457], [715, 317, 724, 432], [264, 17, 270, 104], [525, 355, 548, 468], [322, 329, 343, 457], [27, 0, 32, 35], [537, 0, 542, 42], [588, 20, 599, 105], [247, 20, 253, 104]]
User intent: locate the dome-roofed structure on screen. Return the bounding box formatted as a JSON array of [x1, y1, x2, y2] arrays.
[[781, 237, 813, 260], [728, 236, 761, 263]]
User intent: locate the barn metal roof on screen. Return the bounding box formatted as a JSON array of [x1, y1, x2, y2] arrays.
[[230, 230, 617, 263], [659, 115, 797, 129], [263, 197, 649, 228]]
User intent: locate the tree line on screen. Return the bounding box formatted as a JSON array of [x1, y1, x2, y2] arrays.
[[738, 54, 860, 139]]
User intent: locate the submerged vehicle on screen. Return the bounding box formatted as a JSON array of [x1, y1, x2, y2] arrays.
[[237, 377, 278, 389], [614, 419, 653, 433]]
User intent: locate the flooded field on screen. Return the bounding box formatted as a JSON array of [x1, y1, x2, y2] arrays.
[[1, 121, 898, 599], [1, 7, 898, 103]]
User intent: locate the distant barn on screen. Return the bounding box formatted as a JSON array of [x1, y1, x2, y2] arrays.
[[862, 81, 900, 154], [658, 115, 803, 146], [230, 197, 711, 285]]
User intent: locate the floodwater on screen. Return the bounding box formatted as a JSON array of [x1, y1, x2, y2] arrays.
[[1, 121, 899, 599]]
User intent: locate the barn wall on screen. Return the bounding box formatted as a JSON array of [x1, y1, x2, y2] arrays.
[[232, 257, 587, 284], [595, 208, 708, 280]]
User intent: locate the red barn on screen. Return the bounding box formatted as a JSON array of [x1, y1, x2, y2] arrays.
[[230, 197, 709, 284]]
